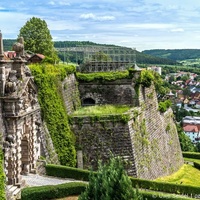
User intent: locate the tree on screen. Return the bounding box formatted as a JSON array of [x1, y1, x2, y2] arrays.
[[176, 124, 196, 152], [182, 87, 191, 98], [79, 156, 143, 200], [19, 17, 59, 61], [181, 74, 190, 82], [196, 142, 200, 152], [152, 71, 170, 97], [168, 75, 175, 83]]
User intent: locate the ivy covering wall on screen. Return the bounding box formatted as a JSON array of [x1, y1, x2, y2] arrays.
[[0, 148, 5, 200], [29, 63, 76, 166]]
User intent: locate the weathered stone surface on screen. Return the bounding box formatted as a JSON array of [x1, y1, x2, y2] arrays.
[[71, 82, 184, 179], [62, 74, 80, 114], [0, 36, 59, 188], [78, 79, 138, 106]]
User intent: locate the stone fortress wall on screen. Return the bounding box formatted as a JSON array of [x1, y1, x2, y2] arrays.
[[0, 33, 184, 188], [70, 75, 184, 179]]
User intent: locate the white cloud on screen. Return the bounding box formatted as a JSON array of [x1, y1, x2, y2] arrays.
[[170, 28, 184, 32], [80, 13, 95, 19], [123, 23, 174, 30], [47, 20, 83, 31], [0, 12, 32, 38], [58, 1, 70, 6], [48, 0, 70, 6], [48, 1, 55, 5], [80, 13, 115, 21]]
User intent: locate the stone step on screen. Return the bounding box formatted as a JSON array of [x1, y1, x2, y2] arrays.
[[8, 186, 18, 193], [6, 185, 13, 190], [7, 185, 21, 200], [13, 188, 21, 196]]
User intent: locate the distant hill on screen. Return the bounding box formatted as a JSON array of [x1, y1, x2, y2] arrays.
[[3, 39, 16, 51], [142, 49, 200, 61], [3, 39, 177, 65], [54, 41, 177, 65]]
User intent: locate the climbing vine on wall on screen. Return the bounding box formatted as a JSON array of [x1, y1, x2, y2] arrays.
[[29, 63, 76, 167], [0, 148, 5, 200]]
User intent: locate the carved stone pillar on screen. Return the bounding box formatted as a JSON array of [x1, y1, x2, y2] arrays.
[[0, 66, 6, 96]]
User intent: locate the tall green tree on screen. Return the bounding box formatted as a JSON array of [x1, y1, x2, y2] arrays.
[[176, 124, 196, 152], [19, 17, 58, 61], [79, 156, 143, 200]]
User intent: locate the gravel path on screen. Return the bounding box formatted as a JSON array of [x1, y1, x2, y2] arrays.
[[22, 174, 79, 187]]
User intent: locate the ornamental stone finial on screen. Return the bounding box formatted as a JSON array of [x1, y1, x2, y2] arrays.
[[12, 37, 25, 58], [0, 30, 4, 60]]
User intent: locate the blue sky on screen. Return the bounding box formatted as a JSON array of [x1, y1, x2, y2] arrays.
[[1, 0, 200, 51]]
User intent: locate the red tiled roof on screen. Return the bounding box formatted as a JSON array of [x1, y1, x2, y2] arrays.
[[183, 124, 199, 132], [4, 51, 16, 59], [35, 54, 45, 59]]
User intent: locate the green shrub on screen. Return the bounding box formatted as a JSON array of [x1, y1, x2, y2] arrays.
[[76, 71, 129, 82], [140, 70, 155, 87], [30, 64, 76, 166], [21, 182, 87, 200], [46, 164, 200, 198], [183, 152, 200, 160], [78, 156, 143, 200], [46, 164, 90, 181], [194, 162, 200, 170], [140, 190, 194, 200], [158, 99, 172, 113], [130, 177, 200, 198], [0, 149, 6, 200]]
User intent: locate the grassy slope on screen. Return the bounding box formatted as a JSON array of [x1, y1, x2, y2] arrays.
[[71, 105, 130, 116], [156, 164, 200, 187]]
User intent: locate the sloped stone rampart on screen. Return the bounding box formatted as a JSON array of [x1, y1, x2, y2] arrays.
[[129, 85, 184, 179], [71, 117, 137, 176], [62, 74, 80, 114], [71, 84, 184, 179]]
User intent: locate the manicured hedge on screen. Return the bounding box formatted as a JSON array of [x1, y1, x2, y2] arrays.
[[46, 164, 200, 198], [130, 177, 200, 198], [21, 182, 87, 200], [183, 152, 200, 160], [194, 162, 200, 170], [140, 190, 195, 200], [46, 164, 91, 181]]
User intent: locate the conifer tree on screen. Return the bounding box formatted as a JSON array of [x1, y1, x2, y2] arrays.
[[79, 156, 143, 200]]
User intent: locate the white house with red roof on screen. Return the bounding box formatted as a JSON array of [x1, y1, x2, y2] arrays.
[[183, 116, 200, 143]]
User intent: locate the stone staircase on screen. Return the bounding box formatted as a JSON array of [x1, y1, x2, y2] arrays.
[[6, 185, 21, 200]]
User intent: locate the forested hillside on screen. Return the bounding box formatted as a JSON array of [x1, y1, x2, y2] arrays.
[[54, 41, 177, 65], [3, 39, 176, 65], [142, 49, 200, 61], [3, 39, 16, 51]]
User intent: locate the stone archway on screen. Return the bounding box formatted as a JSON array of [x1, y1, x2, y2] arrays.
[[82, 98, 95, 106]]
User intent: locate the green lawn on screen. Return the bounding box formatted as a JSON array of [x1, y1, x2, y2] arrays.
[[184, 157, 200, 164], [156, 164, 200, 187], [71, 105, 130, 116]]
